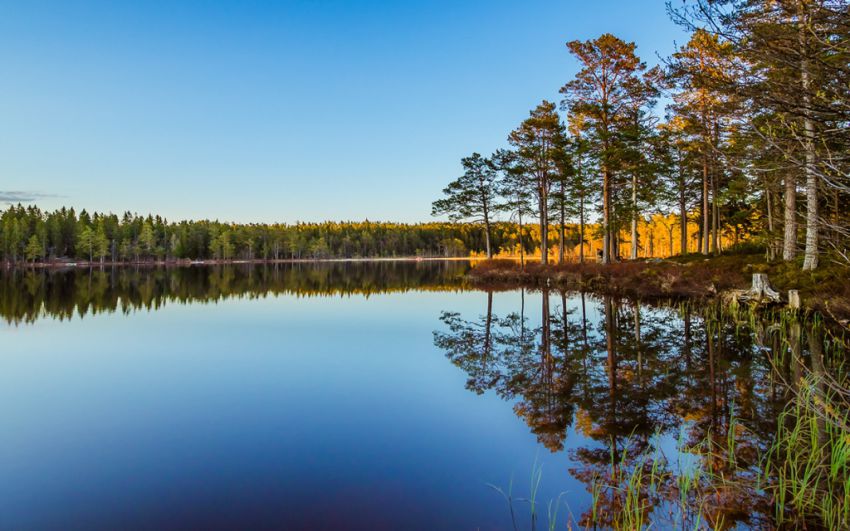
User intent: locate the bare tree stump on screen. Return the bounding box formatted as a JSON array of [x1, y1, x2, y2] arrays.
[[726, 273, 782, 304], [788, 289, 801, 309], [749, 273, 781, 302]]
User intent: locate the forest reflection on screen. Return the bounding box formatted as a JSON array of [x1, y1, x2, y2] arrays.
[[433, 290, 838, 527], [0, 260, 471, 325]]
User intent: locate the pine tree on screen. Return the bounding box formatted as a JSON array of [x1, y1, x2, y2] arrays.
[[566, 113, 598, 263], [561, 35, 653, 263], [494, 148, 536, 266], [25, 234, 44, 264], [431, 153, 499, 259], [138, 222, 156, 260], [509, 101, 567, 265], [94, 225, 110, 264], [77, 226, 94, 262]]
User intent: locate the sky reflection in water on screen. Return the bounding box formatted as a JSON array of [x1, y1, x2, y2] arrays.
[[0, 262, 787, 529]]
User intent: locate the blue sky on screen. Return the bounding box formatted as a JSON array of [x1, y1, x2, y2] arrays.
[[0, 0, 687, 223]]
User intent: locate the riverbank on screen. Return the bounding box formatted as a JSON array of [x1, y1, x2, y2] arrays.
[[468, 252, 850, 325]]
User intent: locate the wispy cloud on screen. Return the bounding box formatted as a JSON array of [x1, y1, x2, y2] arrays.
[[0, 191, 63, 204]]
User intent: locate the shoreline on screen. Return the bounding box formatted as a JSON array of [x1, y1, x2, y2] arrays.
[[3, 256, 484, 269], [8, 253, 849, 326], [467, 255, 850, 326]]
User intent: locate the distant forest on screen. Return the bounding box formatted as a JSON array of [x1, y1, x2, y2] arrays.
[[0, 205, 514, 263], [0, 203, 737, 265]]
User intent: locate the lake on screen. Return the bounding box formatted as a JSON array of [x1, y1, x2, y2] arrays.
[[0, 261, 838, 529]]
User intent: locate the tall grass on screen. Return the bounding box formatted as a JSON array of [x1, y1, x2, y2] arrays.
[[488, 458, 569, 531], [763, 374, 850, 528]]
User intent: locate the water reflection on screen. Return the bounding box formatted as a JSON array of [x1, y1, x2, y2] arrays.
[[0, 260, 470, 325], [2, 264, 845, 528], [433, 290, 844, 528]]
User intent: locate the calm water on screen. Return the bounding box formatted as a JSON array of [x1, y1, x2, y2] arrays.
[[0, 262, 827, 529]]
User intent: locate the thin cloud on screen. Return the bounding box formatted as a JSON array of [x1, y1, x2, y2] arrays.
[[0, 191, 63, 204]]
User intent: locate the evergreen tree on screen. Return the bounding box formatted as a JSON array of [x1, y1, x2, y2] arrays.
[[94, 225, 110, 264], [561, 35, 654, 263], [509, 101, 568, 265], [493, 148, 536, 266], [566, 113, 598, 263], [431, 153, 499, 258], [138, 221, 156, 260], [25, 234, 44, 264], [77, 226, 94, 262], [670, 0, 850, 267]]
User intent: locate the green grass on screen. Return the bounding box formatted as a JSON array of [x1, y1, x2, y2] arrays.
[[763, 374, 850, 529]]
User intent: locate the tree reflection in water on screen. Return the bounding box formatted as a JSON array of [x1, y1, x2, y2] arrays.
[[434, 289, 842, 528], [0, 261, 470, 325], [4, 265, 845, 527]]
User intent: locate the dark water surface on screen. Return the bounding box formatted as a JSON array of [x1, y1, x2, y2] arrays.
[[0, 262, 829, 529]]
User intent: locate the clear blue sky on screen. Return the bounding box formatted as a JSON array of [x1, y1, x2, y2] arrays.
[[0, 0, 687, 223]]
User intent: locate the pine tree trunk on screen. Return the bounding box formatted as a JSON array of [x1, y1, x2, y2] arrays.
[[702, 152, 710, 255], [518, 210, 525, 269], [697, 215, 703, 256], [712, 170, 719, 255], [539, 198, 548, 266], [602, 167, 611, 264], [802, 135, 818, 270], [483, 213, 492, 259], [631, 172, 638, 259], [559, 201, 565, 265], [783, 173, 797, 261], [579, 195, 585, 264], [679, 190, 688, 255], [765, 183, 776, 260], [711, 121, 720, 255], [677, 150, 688, 255]]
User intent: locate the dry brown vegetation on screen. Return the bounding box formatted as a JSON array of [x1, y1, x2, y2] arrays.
[[470, 258, 745, 299], [468, 253, 850, 324]]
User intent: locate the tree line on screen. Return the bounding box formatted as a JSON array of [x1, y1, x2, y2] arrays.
[[433, 0, 850, 269], [0, 204, 516, 264]]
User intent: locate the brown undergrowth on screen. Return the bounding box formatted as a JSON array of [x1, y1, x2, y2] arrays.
[[469, 258, 746, 299], [469, 252, 850, 324]]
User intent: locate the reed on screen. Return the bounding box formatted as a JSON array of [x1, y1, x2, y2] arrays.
[[763, 373, 850, 528]]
